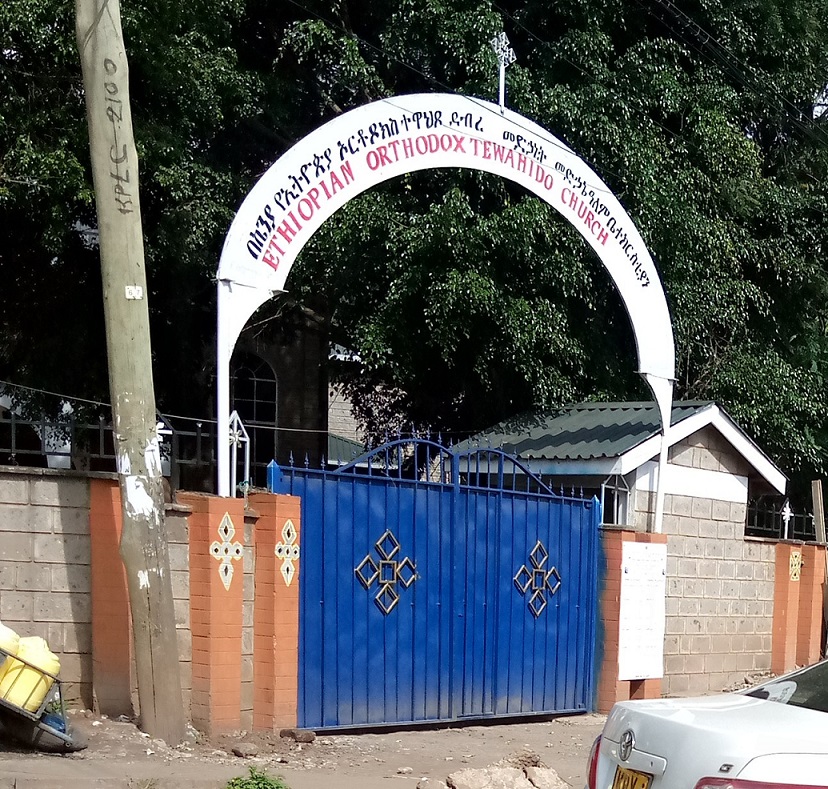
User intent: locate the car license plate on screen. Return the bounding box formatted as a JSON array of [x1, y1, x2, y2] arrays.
[[612, 766, 652, 789]]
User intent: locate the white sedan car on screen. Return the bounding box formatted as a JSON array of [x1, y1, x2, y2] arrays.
[[586, 660, 828, 788]]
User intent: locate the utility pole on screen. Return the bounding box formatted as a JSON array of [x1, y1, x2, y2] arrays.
[[75, 0, 185, 743]]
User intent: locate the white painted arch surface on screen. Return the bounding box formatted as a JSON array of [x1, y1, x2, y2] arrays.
[[217, 93, 676, 498]]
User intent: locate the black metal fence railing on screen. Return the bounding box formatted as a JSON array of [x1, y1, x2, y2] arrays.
[[0, 412, 112, 469], [746, 499, 816, 542], [0, 411, 219, 492], [3, 409, 823, 538], [0, 411, 330, 493]]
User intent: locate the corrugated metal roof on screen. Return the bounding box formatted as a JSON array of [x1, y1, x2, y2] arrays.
[[327, 433, 364, 464], [460, 401, 716, 461]]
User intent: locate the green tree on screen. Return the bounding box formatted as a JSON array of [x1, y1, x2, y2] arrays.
[[0, 0, 265, 418], [3, 0, 828, 501], [277, 0, 828, 496]]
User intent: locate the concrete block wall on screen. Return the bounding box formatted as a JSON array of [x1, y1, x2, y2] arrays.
[[772, 542, 826, 673], [597, 529, 667, 712], [0, 468, 94, 707], [166, 503, 193, 716], [241, 511, 256, 730], [1, 467, 297, 733], [631, 425, 776, 696], [328, 384, 361, 442], [659, 494, 775, 695]]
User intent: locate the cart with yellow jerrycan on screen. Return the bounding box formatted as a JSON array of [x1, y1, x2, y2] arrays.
[[0, 621, 86, 752]]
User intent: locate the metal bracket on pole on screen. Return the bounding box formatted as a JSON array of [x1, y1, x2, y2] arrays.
[[228, 410, 251, 497], [781, 499, 793, 541], [490, 32, 516, 114]]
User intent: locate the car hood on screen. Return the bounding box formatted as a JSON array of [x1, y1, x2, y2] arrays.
[[605, 693, 828, 761]]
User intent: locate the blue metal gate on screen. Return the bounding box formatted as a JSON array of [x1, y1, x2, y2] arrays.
[[268, 439, 599, 729]]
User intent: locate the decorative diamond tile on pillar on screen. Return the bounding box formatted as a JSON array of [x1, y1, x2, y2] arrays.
[[210, 512, 244, 591], [275, 519, 301, 587]]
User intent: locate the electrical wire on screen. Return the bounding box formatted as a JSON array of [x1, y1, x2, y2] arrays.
[[491, 1, 688, 147], [496, 0, 827, 151], [0, 378, 217, 427], [15, 5, 824, 441], [640, 0, 828, 148], [0, 378, 109, 410], [0, 378, 495, 437]]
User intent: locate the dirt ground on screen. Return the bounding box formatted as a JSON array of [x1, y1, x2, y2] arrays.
[[0, 709, 606, 788]]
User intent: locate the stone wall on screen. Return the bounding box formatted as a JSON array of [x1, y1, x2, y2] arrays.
[[0, 468, 94, 706]]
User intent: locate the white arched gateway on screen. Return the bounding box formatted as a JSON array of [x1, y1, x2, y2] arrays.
[[216, 92, 676, 528]]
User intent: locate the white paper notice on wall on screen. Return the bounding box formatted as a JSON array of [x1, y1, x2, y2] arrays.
[[618, 541, 667, 681]]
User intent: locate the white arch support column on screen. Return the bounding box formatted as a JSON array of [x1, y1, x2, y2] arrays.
[[215, 93, 676, 523], [645, 373, 674, 534], [216, 279, 280, 496]]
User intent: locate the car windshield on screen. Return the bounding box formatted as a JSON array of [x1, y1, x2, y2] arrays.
[[746, 660, 828, 713]]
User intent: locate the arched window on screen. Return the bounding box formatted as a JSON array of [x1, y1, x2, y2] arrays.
[[230, 353, 277, 483]]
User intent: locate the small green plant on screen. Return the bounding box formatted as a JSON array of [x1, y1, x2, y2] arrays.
[[226, 766, 290, 789]]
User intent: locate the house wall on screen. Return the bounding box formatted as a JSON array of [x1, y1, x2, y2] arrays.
[[328, 383, 361, 443], [0, 468, 94, 707], [670, 425, 754, 477], [632, 426, 776, 696]]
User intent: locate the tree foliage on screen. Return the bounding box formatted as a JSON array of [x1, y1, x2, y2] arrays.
[[2, 0, 828, 496], [0, 0, 264, 417], [283, 0, 828, 492]]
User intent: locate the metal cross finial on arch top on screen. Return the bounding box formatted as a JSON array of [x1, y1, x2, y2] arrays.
[[490, 31, 517, 113]]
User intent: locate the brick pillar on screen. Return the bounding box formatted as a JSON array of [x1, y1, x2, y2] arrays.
[[89, 478, 133, 717], [249, 492, 301, 730], [596, 529, 666, 713], [178, 492, 245, 735], [796, 543, 825, 667], [772, 542, 802, 674]]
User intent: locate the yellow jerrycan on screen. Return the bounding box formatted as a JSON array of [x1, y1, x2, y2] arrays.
[[0, 621, 20, 684], [0, 635, 60, 712]]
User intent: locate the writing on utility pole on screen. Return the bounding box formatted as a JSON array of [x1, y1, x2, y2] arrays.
[[102, 58, 133, 215]]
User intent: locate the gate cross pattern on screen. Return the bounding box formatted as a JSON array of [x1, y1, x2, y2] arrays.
[[513, 539, 562, 617], [355, 528, 417, 615]]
